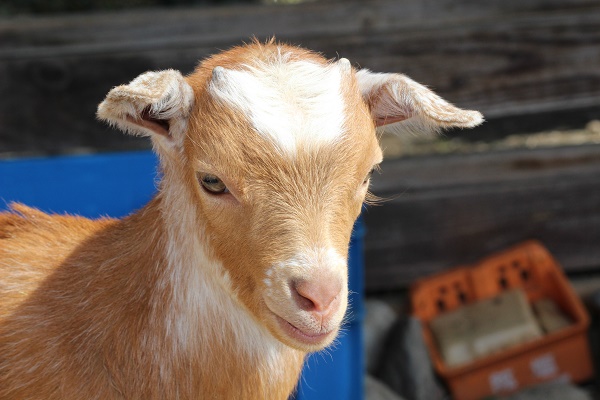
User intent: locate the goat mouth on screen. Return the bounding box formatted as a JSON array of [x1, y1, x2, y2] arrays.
[[274, 314, 334, 346]]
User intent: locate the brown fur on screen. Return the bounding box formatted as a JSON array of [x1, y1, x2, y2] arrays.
[[0, 201, 303, 399], [0, 43, 375, 400], [0, 40, 481, 399]]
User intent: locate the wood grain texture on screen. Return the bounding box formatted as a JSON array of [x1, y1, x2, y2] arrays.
[[1, 0, 600, 154], [364, 144, 600, 291]]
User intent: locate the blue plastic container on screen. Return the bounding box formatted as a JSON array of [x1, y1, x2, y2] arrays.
[[0, 151, 365, 400], [0, 152, 158, 219]]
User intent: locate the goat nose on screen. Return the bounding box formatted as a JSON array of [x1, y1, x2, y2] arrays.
[[291, 279, 342, 314]]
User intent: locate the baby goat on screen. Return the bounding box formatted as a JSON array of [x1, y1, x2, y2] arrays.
[[0, 41, 482, 399]]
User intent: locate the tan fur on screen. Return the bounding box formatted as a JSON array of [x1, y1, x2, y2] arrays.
[[0, 40, 481, 399], [0, 202, 302, 399]]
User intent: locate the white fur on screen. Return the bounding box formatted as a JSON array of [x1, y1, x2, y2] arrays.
[[266, 247, 347, 284], [157, 160, 282, 364], [208, 52, 347, 155], [150, 159, 291, 392], [263, 247, 348, 334]]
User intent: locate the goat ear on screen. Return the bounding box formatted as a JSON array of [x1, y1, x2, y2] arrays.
[[355, 69, 483, 132], [97, 69, 194, 147]]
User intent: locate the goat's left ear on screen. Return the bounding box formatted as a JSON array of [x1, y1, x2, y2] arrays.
[[97, 69, 194, 148], [355, 69, 483, 131]]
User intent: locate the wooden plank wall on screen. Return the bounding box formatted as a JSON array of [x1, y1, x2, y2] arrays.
[[1, 0, 600, 155], [365, 145, 600, 291], [1, 0, 600, 291]]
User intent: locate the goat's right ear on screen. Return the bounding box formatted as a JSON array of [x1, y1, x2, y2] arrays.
[[97, 69, 194, 148]]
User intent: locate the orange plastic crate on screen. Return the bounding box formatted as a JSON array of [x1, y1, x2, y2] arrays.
[[411, 241, 594, 400]]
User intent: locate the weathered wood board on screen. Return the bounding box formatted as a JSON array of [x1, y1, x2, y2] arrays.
[[1, 0, 600, 154], [364, 144, 600, 292]]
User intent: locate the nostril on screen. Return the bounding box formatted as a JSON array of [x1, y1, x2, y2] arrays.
[[291, 281, 317, 312], [291, 279, 341, 313]]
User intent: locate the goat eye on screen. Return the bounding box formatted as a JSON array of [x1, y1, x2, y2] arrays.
[[198, 173, 229, 194]]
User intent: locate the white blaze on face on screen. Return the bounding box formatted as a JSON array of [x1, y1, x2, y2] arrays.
[[208, 52, 348, 155], [266, 246, 347, 284]]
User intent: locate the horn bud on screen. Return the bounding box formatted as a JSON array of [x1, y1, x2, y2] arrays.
[[338, 58, 351, 72], [211, 66, 226, 83]]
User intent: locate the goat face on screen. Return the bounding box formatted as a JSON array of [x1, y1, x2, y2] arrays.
[[182, 49, 381, 352], [97, 42, 482, 352]]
